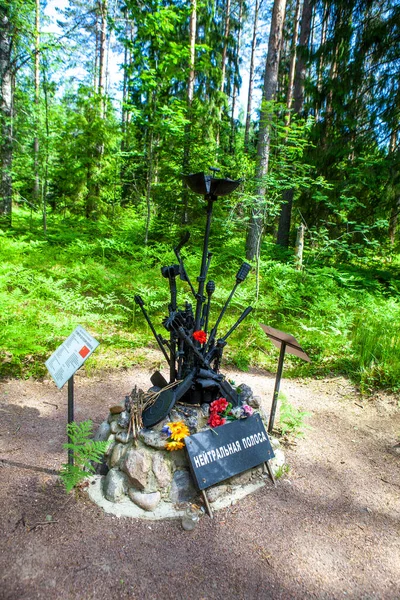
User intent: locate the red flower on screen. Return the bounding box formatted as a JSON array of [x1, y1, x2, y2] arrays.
[[193, 330, 207, 344], [210, 397, 228, 414], [208, 413, 226, 428]]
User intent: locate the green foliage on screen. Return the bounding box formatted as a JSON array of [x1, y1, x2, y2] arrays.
[[60, 420, 109, 493], [278, 394, 311, 439], [351, 300, 400, 393], [1, 207, 400, 394]]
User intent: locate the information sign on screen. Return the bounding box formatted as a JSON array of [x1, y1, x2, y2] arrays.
[[45, 326, 99, 389], [185, 414, 274, 490]]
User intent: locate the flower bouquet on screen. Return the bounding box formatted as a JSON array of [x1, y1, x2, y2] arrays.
[[208, 397, 254, 428]]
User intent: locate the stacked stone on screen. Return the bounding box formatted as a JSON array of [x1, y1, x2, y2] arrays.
[[93, 384, 285, 513]]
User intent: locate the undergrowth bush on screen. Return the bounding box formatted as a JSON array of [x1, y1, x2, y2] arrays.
[[60, 420, 109, 492]]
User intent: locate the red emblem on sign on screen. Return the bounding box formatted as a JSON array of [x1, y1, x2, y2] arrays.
[[79, 345, 90, 358]]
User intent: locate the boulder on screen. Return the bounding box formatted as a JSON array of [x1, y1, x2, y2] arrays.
[[138, 428, 167, 450], [152, 453, 172, 488], [109, 405, 124, 415], [103, 468, 127, 502], [115, 431, 132, 444], [109, 443, 126, 468], [121, 448, 151, 490], [117, 411, 130, 429], [169, 470, 197, 504], [93, 421, 111, 442], [128, 490, 161, 512], [237, 383, 253, 404]]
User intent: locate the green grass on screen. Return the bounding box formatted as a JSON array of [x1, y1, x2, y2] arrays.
[[1, 207, 400, 393]]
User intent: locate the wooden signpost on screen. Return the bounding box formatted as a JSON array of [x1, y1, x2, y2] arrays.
[[259, 324, 311, 433]]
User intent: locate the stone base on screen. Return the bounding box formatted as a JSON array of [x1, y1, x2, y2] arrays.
[[88, 383, 286, 521]]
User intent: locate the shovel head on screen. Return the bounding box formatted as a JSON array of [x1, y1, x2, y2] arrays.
[[142, 388, 176, 428], [142, 369, 196, 428]]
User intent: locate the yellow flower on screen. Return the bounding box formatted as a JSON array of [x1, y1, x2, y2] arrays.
[[165, 440, 185, 451], [167, 421, 190, 441]]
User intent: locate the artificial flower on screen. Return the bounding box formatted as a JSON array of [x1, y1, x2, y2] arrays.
[[161, 425, 172, 436], [208, 413, 226, 428], [230, 406, 244, 419], [210, 397, 228, 414], [242, 404, 254, 416], [165, 440, 185, 451], [193, 330, 207, 344]]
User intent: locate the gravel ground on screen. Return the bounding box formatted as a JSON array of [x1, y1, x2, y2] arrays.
[[0, 364, 399, 600]]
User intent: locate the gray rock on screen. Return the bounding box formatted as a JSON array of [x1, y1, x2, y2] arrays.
[[206, 485, 228, 503], [152, 417, 170, 433], [103, 468, 127, 502], [200, 403, 210, 418], [237, 383, 253, 404], [270, 436, 281, 450], [170, 406, 198, 431], [169, 470, 197, 504], [128, 490, 161, 512], [271, 448, 285, 472], [121, 448, 151, 490], [110, 420, 122, 434], [117, 411, 130, 429], [152, 453, 172, 488], [104, 435, 116, 457], [109, 443, 126, 468], [115, 431, 132, 444], [248, 395, 261, 409], [143, 471, 159, 494], [108, 413, 120, 424], [138, 428, 167, 450], [93, 421, 111, 442], [168, 448, 189, 469]]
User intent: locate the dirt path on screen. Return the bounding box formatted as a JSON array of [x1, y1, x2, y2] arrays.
[[0, 365, 399, 600]]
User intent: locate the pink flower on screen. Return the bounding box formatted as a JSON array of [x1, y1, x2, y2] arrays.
[[242, 404, 253, 416]]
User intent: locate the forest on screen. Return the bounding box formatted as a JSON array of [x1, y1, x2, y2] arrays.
[[0, 0, 399, 392]]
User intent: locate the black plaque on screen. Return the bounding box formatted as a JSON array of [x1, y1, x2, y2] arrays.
[[185, 414, 275, 490]]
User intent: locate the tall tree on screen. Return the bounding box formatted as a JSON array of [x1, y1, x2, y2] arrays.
[[276, 0, 312, 248], [245, 0, 287, 260], [33, 0, 40, 206], [0, 2, 13, 226]]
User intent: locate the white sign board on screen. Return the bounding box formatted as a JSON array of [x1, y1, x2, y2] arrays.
[[45, 326, 99, 389]]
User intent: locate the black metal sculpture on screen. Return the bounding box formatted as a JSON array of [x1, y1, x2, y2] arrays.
[[135, 170, 253, 428]]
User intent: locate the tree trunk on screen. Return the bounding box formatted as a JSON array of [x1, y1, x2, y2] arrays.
[[244, 0, 261, 152], [245, 0, 287, 261], [98, 0, 107, 118], [277, 0, 312, 249], [182, 0, 197, 224], [293, 0, 312, 115], [220, 0, 231, 95], [230, 0, 243, 152], [294, 223, 305, 269], [285, 0, 301, 119], [216, 0, 231, 146], [42, 62, 50, 234], [315, 2, 329, 122], [33, 0, 40, 206], [389, 129, 399, 245], [0, 5, 13, 227]]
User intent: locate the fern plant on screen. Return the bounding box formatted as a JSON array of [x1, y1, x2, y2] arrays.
[[278, 394, 311, 439], [60, 420, 109, 492]]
